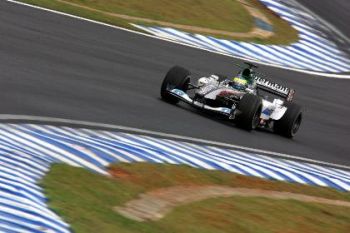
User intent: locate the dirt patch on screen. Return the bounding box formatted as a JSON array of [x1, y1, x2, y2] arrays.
[[108, 167, 133, 179], [115, 185, 350, 222]]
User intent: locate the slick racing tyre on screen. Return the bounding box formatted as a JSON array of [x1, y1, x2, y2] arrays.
[[274, 102, 302, 138], [161, 66, 191, 104], [236, 94, 262, 130]]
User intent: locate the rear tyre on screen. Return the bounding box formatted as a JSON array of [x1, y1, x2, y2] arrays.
[[236, 94, 262, 130], [274, 102, 302, 138], [161, 66, 191, 104]]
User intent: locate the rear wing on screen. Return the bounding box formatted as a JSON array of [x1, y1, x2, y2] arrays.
[[254, 76, 295, 102]]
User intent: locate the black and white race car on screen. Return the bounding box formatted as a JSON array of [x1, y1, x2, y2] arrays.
[[160, 63, 302, 138]]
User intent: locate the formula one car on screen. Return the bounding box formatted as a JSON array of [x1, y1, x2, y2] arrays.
[[160, 63, 302, 138]]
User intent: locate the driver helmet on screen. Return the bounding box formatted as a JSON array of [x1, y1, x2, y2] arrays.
[[231, 76, 248, 90], [231, 68, 251, 90]]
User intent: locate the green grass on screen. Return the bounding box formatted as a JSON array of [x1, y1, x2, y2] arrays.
[[42, 163, 350, 233], [21, 0, 299, 44], [165, 197, 350, 233], [64, 0, 253, 32]]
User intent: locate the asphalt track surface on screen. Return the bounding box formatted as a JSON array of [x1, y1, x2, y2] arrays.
[[0, 1, 350, 165]]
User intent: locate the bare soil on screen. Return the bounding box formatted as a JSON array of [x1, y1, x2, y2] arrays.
[[115, 185, 350, 222]]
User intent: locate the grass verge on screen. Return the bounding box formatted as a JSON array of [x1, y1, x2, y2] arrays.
[[20, 0, 298, 44], [42, 163, 350, 233]]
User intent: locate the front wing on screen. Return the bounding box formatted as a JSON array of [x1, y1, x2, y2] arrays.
[[168, 89, 232, 116]]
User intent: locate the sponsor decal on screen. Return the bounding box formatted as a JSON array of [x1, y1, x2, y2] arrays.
[[254, 76, 290, 96], [197, 84, 218, 95], [171, 89, 186, 96], [219, 108, 232, 114], [262, 108, 273, 116], [218, 89, 240, 97]]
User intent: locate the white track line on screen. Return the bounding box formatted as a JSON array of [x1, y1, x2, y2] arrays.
[[5, 0, 350, 79], [0, 114, 349, 170]]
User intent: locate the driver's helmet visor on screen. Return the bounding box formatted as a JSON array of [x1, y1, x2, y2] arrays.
[[232, 77, 248, 90]]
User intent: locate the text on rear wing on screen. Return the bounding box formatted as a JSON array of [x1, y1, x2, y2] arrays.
[[254, 76, 295, 101]]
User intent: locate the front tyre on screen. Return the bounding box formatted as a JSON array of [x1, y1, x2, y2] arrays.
[[161, 66, 191, 104], [274, 102, 302, 138], [236, 94, 262, 130]]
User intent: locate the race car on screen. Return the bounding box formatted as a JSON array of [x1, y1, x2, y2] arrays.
[[160, 62, 302, 138]]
